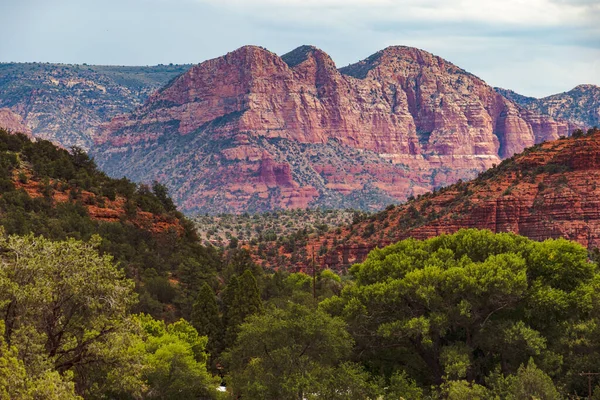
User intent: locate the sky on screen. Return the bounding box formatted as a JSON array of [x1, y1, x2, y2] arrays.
[[0, 0, 598, 98]]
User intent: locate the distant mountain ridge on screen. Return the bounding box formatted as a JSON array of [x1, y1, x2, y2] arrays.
[[0, 63, 190, 149], [495, 84, 600, 128], [92, 44, 577, 214]]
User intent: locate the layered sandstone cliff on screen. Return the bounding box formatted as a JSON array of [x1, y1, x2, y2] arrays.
[[94, 45, 573, 214], [307, 129, 600, 269]]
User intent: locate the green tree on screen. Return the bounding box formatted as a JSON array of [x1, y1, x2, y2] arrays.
[[321, 229, 599, 394], [223, 248, 263, 283], [134, 315, 220, 400], [151, 180, 176, 213], [223, 270, 263, 349], [191, 282, 222, 357], [227, 303, 371, 399], [0, 231, 136, 396]]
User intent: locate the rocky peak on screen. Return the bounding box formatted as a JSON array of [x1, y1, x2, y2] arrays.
[[499, 84, 599, 128], [339, 46, 470, 80], [94, 44, 577, 214], [282, 45, 319, 67], [572, 84, 599, 92], [221, 45, 285, 72]]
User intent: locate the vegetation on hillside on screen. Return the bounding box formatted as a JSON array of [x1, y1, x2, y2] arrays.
[[0, 62, 190, 148], [0, 128, 220, 322], [1, 129, 600, 398], [193, 208, 356, 247]]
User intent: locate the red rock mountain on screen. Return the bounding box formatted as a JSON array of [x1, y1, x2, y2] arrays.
[[300, 129, 600, 269], [93, 45, 574, 214]]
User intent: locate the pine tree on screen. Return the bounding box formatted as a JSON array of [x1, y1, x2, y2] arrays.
[[190, 282, 221, 357], [237, 269, 263, 317], [223, 270, 263, 348]]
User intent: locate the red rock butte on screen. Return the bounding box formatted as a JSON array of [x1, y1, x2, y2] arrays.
[[93, 45, 577, 214]]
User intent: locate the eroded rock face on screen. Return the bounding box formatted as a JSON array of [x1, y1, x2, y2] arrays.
[[497, 84, 600, 129], [94, 45, 572, 214], [0, 108, 31, 136], [312, 131, 600, 268]]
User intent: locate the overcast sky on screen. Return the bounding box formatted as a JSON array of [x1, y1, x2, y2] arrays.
[[1, 0, 598, 97]]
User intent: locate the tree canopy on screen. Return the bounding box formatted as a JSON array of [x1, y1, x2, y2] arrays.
[[321, 229, 600, 396]]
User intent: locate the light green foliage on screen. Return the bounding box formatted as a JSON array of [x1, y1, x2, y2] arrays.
[[0, 320, 29, 400], [134, 314, 219, 400], [443, 380, 489, 400], [24, 370, 82, 400], [0, 311, 81, 400], [486, 359, 560, 399], [385, 371, 424, 399], [227, 303, 366, 399], [441, 344, 471, 380], [265, 270, 345, 307], [508, 359, 560, 400], [0, 230, 136, 391], [322, 229, 599, 394], [306, 362, 383, 400]]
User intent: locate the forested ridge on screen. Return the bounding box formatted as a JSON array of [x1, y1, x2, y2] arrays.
[[1, 129, 599, 399]]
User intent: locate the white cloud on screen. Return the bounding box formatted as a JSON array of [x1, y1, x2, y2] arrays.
[[1, 0, 598, 96], [194, 0, 595, 26]]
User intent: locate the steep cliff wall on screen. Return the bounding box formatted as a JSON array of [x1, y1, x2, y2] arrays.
[[94, 45, 573, 214]]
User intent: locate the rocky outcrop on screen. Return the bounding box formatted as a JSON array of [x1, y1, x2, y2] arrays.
[[0, 108, 31, 136], [496, 84, 600, 129], [0, 63, 190, 149], [12, 172, 182, 235], [310, 129, 600, 268], [93, 45, 574, 214]]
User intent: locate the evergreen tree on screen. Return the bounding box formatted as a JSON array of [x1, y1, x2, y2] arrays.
[[223, 270, 263, 349], [190, 282, 222, 357], [237, 269, 263, 318]]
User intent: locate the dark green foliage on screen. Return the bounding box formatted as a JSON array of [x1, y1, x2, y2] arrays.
[[223, 248, 263, 283], [191, 283, 222, 358], [226, 302, 368, 399], [222, 270, 263, 350], [152, 180, 177, 212], [0, 129, 221, 321], [362, 222, 376, 238]]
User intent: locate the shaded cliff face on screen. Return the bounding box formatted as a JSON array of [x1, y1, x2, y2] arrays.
[[308, 129, 600, 268], [0, 108, 31, 136], [0, 63, 190, 149], [496, 84, 600, 128], [94, 45, 571, 214]]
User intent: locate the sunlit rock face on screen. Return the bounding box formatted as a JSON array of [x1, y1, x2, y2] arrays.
[[94, 45, 571, 214]]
